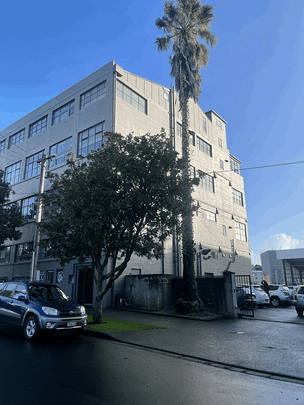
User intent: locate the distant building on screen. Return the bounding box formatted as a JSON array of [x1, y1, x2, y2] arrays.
[[0, 61, 252, 307], [261, 249, 304, 285], [251, 264, 270, 285]]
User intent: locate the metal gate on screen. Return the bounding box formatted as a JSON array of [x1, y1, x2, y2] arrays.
[[235, 275, 254, 317]]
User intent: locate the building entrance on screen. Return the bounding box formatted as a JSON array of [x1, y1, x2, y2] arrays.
[[77, 267, 94, 305]]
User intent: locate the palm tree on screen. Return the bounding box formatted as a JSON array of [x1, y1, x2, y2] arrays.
[[155, 0, 217, 313]]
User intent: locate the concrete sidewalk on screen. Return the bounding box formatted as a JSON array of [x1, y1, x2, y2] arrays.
[[84, 307, 304, 381]]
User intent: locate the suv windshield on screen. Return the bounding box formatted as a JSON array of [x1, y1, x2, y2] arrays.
[[29, 285, 68, 302]]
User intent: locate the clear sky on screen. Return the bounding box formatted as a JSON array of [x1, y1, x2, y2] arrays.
[[1, 0, 304, 265]]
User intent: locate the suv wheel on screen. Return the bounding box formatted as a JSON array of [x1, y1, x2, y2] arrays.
[[270, 296, 280, 307], [24, 316, 39, 340], [296, 309, 303, 316]]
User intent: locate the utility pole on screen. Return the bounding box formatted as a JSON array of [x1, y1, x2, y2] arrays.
[[30, 154, 54, 281]]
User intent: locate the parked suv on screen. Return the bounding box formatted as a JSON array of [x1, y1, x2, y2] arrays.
[[266, 284, 292, 307], [0, 281, 88, 340], [294, 286, 304, 316]]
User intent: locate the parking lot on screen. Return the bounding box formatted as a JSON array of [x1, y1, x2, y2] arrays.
[[249, 304, 304, 324]]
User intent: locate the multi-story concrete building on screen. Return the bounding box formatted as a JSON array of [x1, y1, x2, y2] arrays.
[[0, 61, 252, 307], [261, 249, 304, 285]]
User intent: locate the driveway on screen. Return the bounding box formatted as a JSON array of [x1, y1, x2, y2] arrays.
[[251, 305, 304, 324]]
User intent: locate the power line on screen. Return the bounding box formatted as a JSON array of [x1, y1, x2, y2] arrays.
[[213, 160, 304, 175]]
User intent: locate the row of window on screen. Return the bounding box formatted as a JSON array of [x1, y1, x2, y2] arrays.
[[191, 166, 244, 205], [198, 212, 247, 242], [0, 218, 247, 266], [4, 122, 105, 185], [0, 81, 107, 154]]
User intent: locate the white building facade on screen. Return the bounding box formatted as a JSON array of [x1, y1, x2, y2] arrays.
[[0, 61, 252, 307]]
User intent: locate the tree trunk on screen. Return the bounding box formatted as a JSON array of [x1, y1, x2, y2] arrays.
[[93, 292, 104, 324], [177, 86, 204, 314]]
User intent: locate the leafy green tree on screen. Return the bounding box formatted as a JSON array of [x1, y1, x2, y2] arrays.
[[39, 131, 195, 323], [0, 170, 23, 248], [155, 0, 217, 313]]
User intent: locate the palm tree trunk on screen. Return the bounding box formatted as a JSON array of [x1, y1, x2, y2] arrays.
[[177, 85, 203, 313]]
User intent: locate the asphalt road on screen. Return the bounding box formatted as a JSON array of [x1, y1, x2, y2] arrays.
[[0, 322, 304, 405]]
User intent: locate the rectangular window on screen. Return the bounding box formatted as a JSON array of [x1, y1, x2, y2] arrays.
[[163, 90, 169, 101], [21, 196, 37, 221], [50, 138, 72, 168], [0, 246, 11, 263], [190, 165, 196, 178], [232, 188, 243, 206], [15, 242, 33, 262], [189, 131, 195, 146], [5, 162, 21, 185], [177, 122, 182, 137], [197, 136, 212, 157], [230, 156, 241, 175], [25, 151, 44, 179], [202, 210, 216, 222], [222, 225, 227, 236], [29, 116, 47, 138], [117, 81, 147, 114], [235, 221, 247, 242], [80, 81, 106, 110], [211, 251, 218, 259], [0, 140, 5, 153], [200, 172, 214, 192], [216, 118, 222, 129], [218, 137, 222, 148], [78, 122, 104, 157], [52, 100, 74, 124], [220, 159, 224, 170], [203, 117, 207, 133], [9, 129, 25, 148]]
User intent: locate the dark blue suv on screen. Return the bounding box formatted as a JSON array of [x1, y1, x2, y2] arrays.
[[0, 281, 88, 340]]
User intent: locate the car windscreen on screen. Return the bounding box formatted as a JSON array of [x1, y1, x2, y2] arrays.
[[29, 285, 68, 302]]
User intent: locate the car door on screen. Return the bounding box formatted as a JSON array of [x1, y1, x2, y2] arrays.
[[5, 283, 28, 325], [0, 282, 9, 320], [0, 283, 18, 323]]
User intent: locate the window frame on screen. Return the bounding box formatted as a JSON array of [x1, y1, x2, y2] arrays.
[[80, 81, 106, 110], [9, 129, 25, 148], [52, 100, 75, 125], [117, 80, 147, 114], [5, 161, 21, 185], [232, 188, 243, 206], [29, 116, 48, 138], [200, 172, 214, 192], [78, 122, 104, 157], [24, 150, 45, 179], [235, 221, 247, 242], [197, 136, 212, 157]]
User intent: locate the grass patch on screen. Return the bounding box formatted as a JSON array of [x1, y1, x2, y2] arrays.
[[86, 316, 165, 332]]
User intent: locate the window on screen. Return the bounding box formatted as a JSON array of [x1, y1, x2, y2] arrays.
[[202, 210, 216, 222], [0, 140, 5, 153], [220, 159, 224, 170], [218, 137, 222, 148], [117, 81, 147, 114], [216, 118, 222, 129], [203, 117, 207, 133], [9, 129, 25, 148], [211, 252, 218, 259], [25, 151, 44, 179], [80, 81, 106, 110], [5, 162, 21, 185], [50, 138, 72, 168], [189, 131, 195, 146], [46, 270, 54, 283], [21, 196, 37, 221], [29, 116, 47, 138], [57, 270, 64, 284], [235, 221, 247, 242], [52, 100, 74, 124], [177, 122, 182, 137], [78, 122, 104, 157], [197, 137, 212, 157], [163, 90, 169, 100], [230, 156, 241, 175], [15, 242, 33, 262], [233, 188, 243, 206], [222, 225, 227, 236], [190, 165, 196, 178], [200, 172, 214, 192], [0, 247, 11, 263]]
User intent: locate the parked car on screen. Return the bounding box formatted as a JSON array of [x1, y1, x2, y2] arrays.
[[251, 285, 270, 308], [265, 284, 293, 307], [294, 285, 304, 316], [0, 281, 88, 340], [236, 286, 256, 308]]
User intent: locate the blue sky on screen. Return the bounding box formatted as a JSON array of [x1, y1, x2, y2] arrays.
[[1, 0, 304, 264]]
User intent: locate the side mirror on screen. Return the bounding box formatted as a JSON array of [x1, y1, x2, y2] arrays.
[[17, 295, 27, 302]]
